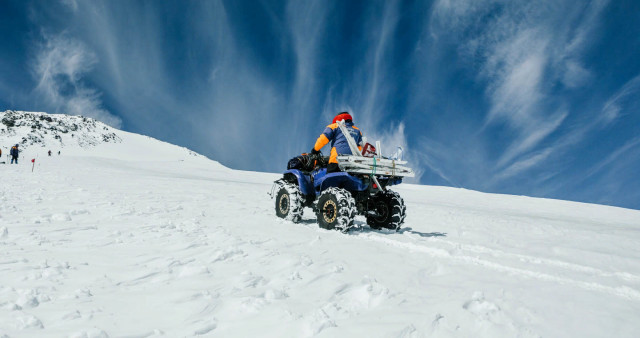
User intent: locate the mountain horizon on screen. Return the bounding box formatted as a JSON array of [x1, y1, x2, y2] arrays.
[[2, 1, 639, 209], [2, 109, 638, 212]]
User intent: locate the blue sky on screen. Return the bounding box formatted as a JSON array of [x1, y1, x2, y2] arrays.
[[1, 0, 639, 210]]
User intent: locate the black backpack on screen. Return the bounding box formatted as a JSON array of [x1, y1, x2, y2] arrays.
[[287, 153, 326, 171]]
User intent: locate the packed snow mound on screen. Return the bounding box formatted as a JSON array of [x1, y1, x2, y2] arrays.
[[0, 110, 215, 163]]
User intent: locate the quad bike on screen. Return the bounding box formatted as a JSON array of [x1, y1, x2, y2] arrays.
[[270, 120, 414, 232]]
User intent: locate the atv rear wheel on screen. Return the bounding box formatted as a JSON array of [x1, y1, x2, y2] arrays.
[[316, 187, 357, 232], [275, 180, 304, 223], [366, 190, 406, 231]]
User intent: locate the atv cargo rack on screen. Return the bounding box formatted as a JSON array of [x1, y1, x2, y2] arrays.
[[334, 120, 415, 178], [337, 155, 415, 177]]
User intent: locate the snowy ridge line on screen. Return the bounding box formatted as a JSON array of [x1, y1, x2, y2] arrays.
[[1, 110, 212, 163], [0, 110, 122, 149], [434, 239, 640, 283], [356, 232, 640, 302]]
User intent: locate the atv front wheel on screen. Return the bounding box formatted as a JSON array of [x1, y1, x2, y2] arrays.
[[316, 187, 357, 232], [274, 180, 304, 223], [366, 190, 406, 231]]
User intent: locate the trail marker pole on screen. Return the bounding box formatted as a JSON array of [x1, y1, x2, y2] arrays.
[[31, 158, 35, 172]]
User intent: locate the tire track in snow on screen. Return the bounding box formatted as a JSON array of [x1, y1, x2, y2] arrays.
[[355, 232, 640, 302], [433, 238, 640, 283]]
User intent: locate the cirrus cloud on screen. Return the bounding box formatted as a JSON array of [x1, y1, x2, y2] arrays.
[[32, 33, 121, 128]]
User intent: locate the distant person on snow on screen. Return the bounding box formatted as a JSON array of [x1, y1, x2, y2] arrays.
[[48, 150, 52, 156], [10, 144, 19, 164], [311, 112, 363, 173], [58, 150, 60, 155]]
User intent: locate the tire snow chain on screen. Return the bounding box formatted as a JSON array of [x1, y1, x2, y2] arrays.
[[269, 180, 280, 198]]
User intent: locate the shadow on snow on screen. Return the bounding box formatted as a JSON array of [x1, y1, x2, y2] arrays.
[[297, 218, 447, 237]]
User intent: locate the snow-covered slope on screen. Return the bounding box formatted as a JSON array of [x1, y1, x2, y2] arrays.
[[1, 112, 639, 337]]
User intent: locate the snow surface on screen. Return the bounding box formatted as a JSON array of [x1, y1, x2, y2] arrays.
[[1, 111, 640, 337]]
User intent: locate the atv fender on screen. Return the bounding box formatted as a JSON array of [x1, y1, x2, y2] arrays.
[[284, 169, 314, 196], [315, 172, 368, 195]]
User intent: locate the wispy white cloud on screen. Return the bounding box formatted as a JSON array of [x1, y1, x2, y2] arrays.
[[32, 33, 121, 127], [497, 109, 568, 168], [287, 0, 330, 119], [502, 71, 640, 195], [601, 74, 640, 125], [582, 136, 640, 208], [585, 136, 640, 180], [561, 59, 592, 89], [486, 42, 547, 127], [495, 147, 554, 181], [534, 72, 640, 157], [425, 0, 611, 186], [416, 135, 487, 188], [419, 152, 458, 187], [360, 1, 399, 124], [376, 123, 423, 183], [45, 1, 292, 170]]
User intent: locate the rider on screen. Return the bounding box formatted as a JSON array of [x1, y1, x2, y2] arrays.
[[311, 112, 363, 173]]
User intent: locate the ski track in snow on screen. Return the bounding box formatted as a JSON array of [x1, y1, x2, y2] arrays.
[[2, 112, 640, 337], [354, 232, 640, 301]]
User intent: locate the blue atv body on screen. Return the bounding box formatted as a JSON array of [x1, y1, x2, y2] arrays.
[[273, 158, 407, 232], [283, 168, 402, 198]]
